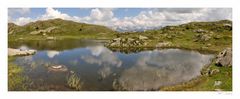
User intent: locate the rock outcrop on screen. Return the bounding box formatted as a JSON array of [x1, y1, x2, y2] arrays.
[[215, 48, 232, 67], [193, 33, 212, 42], [106, 35, 148, 47], [30, 26, 58, 35], [8, 48, 36, 56]]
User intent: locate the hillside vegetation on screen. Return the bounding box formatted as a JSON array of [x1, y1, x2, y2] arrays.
[[9, 18, 116, 40]]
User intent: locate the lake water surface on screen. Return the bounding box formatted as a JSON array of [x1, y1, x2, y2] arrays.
[[10, 40, 214, 91]]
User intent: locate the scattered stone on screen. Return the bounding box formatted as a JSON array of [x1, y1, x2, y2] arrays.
[[46, 36, 56, 40], [215, 48, 232, 67], [106, 37, 146, 47], [214, 81, 222, 87], [209, 69, 220, 75], [30, 26, 58, 35], [8, 48, 36, 56], [201, 68, 210, 76], [194, 29, 208, 33], [194, 34, 211, 42], [155, 42, 172, 47], [207, 43, 212, 47], [201, 46, 208, 49]]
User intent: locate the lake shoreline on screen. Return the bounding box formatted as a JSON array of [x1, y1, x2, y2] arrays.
[[8, 41, 229, 91]]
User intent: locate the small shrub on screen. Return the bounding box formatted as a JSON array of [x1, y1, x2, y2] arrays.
[[67, 73, 83, 90]]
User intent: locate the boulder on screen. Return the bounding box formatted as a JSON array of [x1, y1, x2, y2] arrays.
[[48, 65, 68, 72], [215, 48, 232, 67], [8, 48, 36, 56]]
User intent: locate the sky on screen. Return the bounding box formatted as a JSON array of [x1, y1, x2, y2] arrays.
[[8, 8, 232, 32]]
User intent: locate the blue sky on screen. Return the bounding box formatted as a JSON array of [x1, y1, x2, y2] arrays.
[[8, 8, 232, 32], [9, 8, 145, 20]]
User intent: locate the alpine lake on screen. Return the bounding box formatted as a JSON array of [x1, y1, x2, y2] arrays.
[[8, 39, 214, 91]]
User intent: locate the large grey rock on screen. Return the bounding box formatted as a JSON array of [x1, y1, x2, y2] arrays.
[[8, 48, 36, 56], [215, 48, 232, 67]]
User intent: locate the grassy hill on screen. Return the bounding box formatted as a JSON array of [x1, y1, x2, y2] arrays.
[[8, 18, 116, 40], [107, 20, 232, 52]]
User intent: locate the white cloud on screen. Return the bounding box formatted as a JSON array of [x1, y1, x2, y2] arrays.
[[90, 8, 114, 21], [9, 8, 232, 32], [39, 8, 71, 20], [116, 49, 214, 90], [8, 8, 31, 24], [14, 17, 33, 26], [47, 51, 60, 58], [111, 8, 232, 32], [81, 46, 122, 67]]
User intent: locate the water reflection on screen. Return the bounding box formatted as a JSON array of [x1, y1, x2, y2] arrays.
[[47, 51, 60, 58], [81, 46, 122, 67], [13, 45, 213, 91], [9, 39, 103, 51], [115, 49, 214, 90]]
